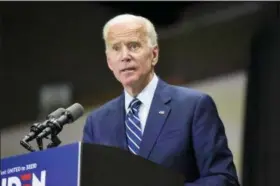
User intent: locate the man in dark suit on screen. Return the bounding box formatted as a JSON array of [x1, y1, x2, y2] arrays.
[[82, 14, 239, 185]]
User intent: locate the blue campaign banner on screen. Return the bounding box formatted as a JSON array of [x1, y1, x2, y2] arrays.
[[1, 142, 81, 186]]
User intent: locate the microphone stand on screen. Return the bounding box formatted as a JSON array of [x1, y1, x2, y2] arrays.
[[20, 103, 83, 152], [36, 117, 64, 149], [20, 140, 35, 152], [20, 121, 62, 152], [36, 137, 44, 150], [20, 122, 42, 152], [46, 135, 61, 148], [20, 107, 69, 152], [37, 111, 73, 149]]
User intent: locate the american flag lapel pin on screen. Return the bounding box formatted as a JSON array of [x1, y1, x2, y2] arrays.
[[159, 111, 165, 115]]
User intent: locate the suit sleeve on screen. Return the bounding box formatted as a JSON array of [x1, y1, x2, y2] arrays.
[[82, 114, 95, 143], [185, 94, 240, 186]]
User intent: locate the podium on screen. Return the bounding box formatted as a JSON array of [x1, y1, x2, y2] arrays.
[[1, 142, 185, 186]]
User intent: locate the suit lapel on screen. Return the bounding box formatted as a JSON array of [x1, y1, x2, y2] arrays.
[[139, 80, 171, 158], [104, 94, 128, 150]]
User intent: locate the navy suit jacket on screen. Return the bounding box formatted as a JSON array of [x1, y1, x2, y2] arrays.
[[82, 79, 239, 186]]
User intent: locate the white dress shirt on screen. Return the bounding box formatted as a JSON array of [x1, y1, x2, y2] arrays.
[[124, 74, 159, 134]]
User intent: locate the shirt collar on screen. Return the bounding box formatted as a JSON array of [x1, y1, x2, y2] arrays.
[[124, 73, 159, 112]]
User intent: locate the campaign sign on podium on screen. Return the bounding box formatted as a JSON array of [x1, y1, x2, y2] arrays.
[[1, 143, 80, 186], [1, 142, 185, 186]]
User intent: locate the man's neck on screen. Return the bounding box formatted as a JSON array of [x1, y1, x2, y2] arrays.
[[125, 72, 154, 97]]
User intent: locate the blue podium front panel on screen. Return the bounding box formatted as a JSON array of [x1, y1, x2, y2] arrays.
[[1, 142, 81, 186]]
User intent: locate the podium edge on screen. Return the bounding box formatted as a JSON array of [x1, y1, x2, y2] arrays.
[[77, 142, 82, 186]]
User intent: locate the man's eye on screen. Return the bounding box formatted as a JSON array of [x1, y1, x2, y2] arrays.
[[112, 45, 120, 51], [129, 43, 140, 50]]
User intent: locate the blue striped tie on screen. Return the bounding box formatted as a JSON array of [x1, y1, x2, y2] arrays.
[[125, 98, 142, 155]]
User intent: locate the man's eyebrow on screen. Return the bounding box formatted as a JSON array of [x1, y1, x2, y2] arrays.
[[108, 39, 142, 46], [127, 40, 142, 44], [110, 42, 120, 46], [129, 40, 141, 43]]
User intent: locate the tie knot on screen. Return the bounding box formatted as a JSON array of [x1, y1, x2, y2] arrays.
[[129, 98, 142, 111]]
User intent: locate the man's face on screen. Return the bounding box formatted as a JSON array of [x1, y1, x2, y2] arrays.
[[105, 21, 158, 88]]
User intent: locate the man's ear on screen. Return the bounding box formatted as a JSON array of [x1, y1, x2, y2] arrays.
[[106, 51, 114, 71], [107, 59, 114, 71], [151, 45, 159, 66]]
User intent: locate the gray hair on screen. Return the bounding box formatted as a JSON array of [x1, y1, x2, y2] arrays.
[[103, 14, 158, 49]]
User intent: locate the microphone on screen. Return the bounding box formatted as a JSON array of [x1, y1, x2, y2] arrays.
[[36, 103, 84, 139], [20, 108, 66, 152], [21, 108, 66, 143]]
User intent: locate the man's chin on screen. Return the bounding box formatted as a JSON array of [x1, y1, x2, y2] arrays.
[[121, 77, 139, 87]]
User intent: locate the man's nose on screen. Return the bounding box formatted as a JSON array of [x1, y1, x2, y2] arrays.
[[120, 47, 131, 62]]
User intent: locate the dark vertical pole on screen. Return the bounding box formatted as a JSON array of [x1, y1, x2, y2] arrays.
[[242, 5, 280, 186]]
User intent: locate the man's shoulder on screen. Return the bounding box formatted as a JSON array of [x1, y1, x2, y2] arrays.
[[166, 83, 208, 101], [164, 83, 215, 110]]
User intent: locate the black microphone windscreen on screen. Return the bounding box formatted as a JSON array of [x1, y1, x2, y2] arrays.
[[66, 103, 84, 121]]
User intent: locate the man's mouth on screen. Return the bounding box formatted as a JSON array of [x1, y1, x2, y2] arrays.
[[121, 67, 136, 72]]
